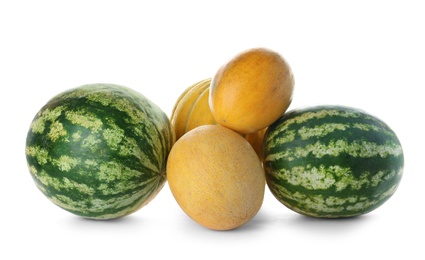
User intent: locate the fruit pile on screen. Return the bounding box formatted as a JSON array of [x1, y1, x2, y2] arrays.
[[25, 48, 404, 230]]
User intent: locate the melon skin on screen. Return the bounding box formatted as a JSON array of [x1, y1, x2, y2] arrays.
[[263, 105, 404, 218], [170, 78, 213, 140], [25, 84, 175, 219]]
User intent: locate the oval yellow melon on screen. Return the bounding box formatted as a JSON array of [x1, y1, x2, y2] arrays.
[[170, 78, 266, 158], [166, 125, 265, 231], [209, 48, 294, 134]]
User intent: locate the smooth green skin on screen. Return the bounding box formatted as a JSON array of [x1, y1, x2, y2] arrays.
[[263, 105, 404, 218], [26, 84, 175, 219]]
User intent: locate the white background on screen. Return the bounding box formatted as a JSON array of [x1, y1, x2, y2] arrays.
[[1, 0, 423, 259]]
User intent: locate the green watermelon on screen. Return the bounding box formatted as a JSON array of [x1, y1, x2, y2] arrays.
[[25, 84, 175, 219], [263, 105, 404, 218]]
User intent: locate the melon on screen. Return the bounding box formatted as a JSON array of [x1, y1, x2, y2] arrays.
[[167, 125, 265, 230], [209, 47, 294, 134]]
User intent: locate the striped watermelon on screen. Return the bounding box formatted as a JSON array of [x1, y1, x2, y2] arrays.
[[263, 105, 404, 218], [25, 84, 175, 219]]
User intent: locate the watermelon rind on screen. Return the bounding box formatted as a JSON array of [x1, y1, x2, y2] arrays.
[[25, 84, 175, 219], [263, 105, 404, 218]]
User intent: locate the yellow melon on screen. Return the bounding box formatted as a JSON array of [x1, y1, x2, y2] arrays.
[[170, 78, 213, 140], [209, 48, 294, 134], [166, 125, 265, 231], [170, 78, 266, 158]]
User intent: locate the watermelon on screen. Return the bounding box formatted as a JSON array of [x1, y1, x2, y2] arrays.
[[263, 105, 404, 218], [25, 84, 175, 219]]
